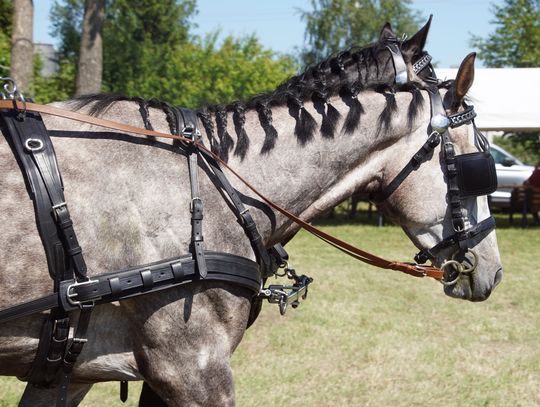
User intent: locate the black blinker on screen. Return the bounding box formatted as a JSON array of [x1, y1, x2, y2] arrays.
[[455, 152, 497, 197]]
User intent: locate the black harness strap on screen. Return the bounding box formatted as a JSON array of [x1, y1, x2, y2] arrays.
[[0, 252, 262, 325], [173, 107, 208, 279], [198, 149, 273, 277], [371, 131, 441, 203], [0, 109, 92, 406]]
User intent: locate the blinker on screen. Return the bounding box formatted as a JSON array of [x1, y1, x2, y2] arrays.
[[455, 152, 497, 198]]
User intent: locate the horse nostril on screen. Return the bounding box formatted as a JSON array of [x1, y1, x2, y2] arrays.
[[494, 267, 503, 287]]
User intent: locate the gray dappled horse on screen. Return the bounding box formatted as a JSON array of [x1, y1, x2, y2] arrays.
[[0, 21, 502, 406]]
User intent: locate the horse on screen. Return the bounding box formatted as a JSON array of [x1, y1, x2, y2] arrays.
[[0, 20, 502, 406]]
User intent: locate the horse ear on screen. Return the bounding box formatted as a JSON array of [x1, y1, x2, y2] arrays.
[[380, 22, 395, 41], [402, 15, 432, 60], [451, 52, 476, 110]]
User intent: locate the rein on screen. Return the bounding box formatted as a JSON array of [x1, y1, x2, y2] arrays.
[[0, 99, 444, 280]]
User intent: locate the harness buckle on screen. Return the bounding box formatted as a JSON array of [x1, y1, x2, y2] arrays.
[[190, 197, 202, 213], [181, 126, 201, 140], [51, 202, 68, 222], [65, 279, 100, 309]]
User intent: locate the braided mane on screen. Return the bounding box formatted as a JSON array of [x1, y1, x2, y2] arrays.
[[199, 38, 424, 159], [72, 38, 428, 160]]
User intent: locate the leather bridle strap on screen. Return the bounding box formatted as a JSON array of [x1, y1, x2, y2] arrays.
[[371, 131, 441, 203], [0, 100, 443, 280]]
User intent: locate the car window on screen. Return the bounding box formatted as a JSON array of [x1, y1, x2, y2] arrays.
[[489, 147, 506, 164]]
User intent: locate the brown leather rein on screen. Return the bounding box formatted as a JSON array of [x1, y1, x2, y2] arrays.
[[0, 99, 443, 280]]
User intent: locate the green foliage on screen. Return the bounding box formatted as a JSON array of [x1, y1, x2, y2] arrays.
[[102, 0, 196, 97], [47, 0, 297, 107], [299, 0, 422, 65], [149, 33, 297, 107], [50, 0, 84, 59], [471, 0, 540, 68], [0, 29, 10, 75], [0, 0, 11, 75], [0, 0, 11, 36], [31, 55, 77, 103], [493, 133, 540, 165]]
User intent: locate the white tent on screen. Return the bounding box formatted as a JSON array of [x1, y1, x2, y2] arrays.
[[434, 68, 540, 132]]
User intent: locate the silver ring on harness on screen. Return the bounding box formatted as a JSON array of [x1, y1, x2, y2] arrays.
[[439, 259, 463, 286], [439, 249, 478, 286], [24, 138, 44, 152], [452, 249, 478, 274]]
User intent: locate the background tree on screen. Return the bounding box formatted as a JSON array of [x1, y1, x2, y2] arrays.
[[76, 0, 104, 95], [471, 0, 539, 68], [49, 0, 296, 107], [471, 0, 540, 164], [10, 0, 33, 91], [102, 0, 196, 97], [0, 0, 12, 75], [299, 0, 422, 65]]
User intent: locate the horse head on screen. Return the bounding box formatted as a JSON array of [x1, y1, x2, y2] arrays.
[[375, 53, 502, 301]]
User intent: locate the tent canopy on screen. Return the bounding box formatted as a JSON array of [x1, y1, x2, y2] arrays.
[[434, 68, 540, 132]]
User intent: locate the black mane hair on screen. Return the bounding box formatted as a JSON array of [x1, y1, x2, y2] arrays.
[[72, 38, 430, 161]]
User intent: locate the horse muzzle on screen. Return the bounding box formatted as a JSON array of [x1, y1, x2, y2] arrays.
[[441, 250, 503, 301]]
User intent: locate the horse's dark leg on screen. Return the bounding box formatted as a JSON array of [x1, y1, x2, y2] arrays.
[[139, 382, 168, 407], [18, 383, 92, 407]]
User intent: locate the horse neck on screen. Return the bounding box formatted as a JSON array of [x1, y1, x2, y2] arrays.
[[205, 90, 428, 244]]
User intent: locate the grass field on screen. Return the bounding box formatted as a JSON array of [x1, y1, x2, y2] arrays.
[[1, 213, 539, 406]]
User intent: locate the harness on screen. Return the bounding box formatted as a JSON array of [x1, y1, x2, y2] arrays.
[[0, 87, 310, 406], [0, 42, 497, 404]]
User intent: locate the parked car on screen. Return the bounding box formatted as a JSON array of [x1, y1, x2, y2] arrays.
[[489, 144, 534, 208]]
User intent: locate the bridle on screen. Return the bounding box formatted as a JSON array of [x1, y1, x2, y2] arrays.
[[380, 43, 498, 285]]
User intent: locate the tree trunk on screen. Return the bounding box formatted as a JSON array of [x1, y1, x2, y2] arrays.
[[10, 0, 33, 93], [76, 0, 105, 95]]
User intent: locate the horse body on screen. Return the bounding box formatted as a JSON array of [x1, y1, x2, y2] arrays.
[[0, 21, 503, 406]]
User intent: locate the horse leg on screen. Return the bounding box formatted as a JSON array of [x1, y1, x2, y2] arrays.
[[127, 282, 252, 407], [139, 382, 167, 407], [18, 383, 92, 407], [139, 354, 237, 407]]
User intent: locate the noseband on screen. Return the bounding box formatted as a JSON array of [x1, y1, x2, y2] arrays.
[[377, 45, 497, 284]]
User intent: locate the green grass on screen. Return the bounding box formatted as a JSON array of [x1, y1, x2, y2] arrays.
[[1, 214, 539, 406]]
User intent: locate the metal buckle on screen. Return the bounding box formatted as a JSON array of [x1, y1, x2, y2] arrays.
[[190, 197, 202, 213], [181, 126, 201, 140], [52, 202, 68, 221], [66, 279, 100, 309]]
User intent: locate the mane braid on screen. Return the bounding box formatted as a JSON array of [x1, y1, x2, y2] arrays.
[[136, 98, 153, 131], [341, 82, 364, 134], [68, 40, 415, 156], [215, 107, 234, 162], [398, 83, 425, 129], [197, 109, 220, 155], [232, 102, 249, 160], [376, 85, 397, 136], [256, 101, 279, 154]]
